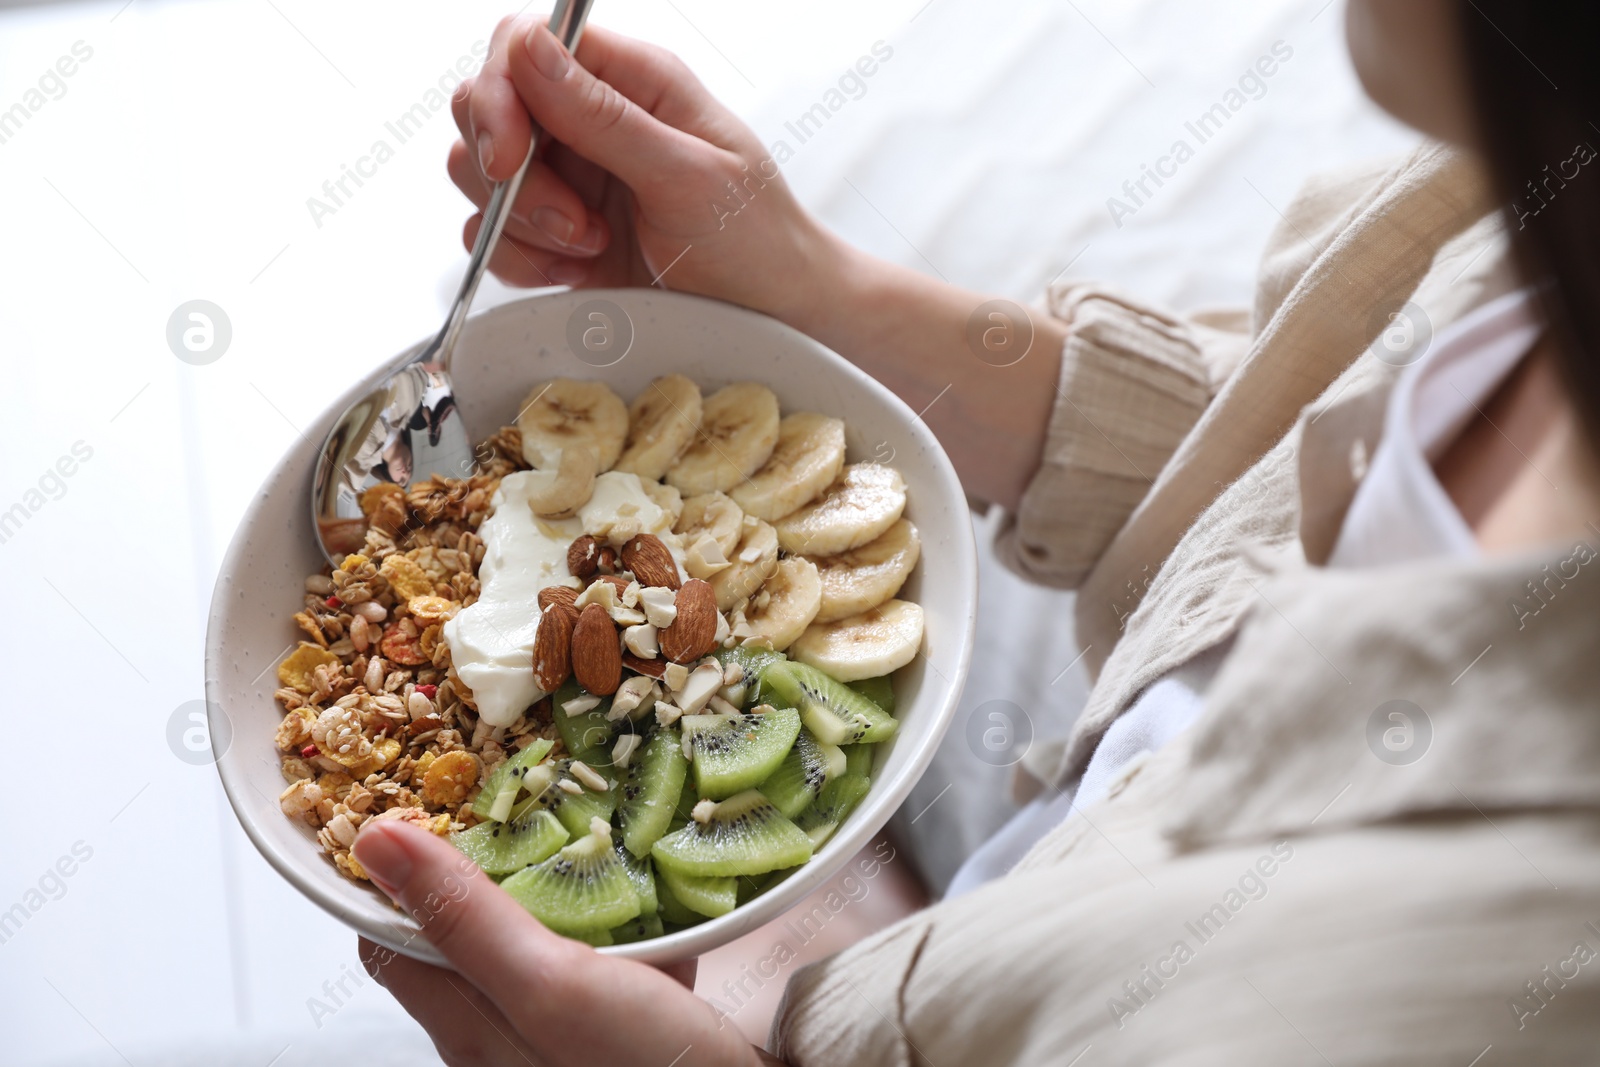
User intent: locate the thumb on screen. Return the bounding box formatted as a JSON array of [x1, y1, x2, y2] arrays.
[[353, 819, 584, 995]]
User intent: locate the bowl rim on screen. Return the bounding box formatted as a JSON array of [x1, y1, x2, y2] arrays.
[[205, 287, 977, 965]]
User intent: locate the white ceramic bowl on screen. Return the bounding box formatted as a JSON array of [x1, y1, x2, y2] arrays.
[[206, 288, 976, 965]]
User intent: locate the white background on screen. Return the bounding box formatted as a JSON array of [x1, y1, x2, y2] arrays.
[[0, 0, 1412, 1062]]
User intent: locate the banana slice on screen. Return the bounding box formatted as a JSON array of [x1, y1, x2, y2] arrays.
[[710, 518, 779, 611], [666, 382, 780, 495], [675, 492, 744, 555], [517, 378, 629, 472], [789, 599, 924, 682], [730, 413, 847, 521], [810, 519, 921, 623], [615, 374, 703, 481], [735, 557, 822, 651], [774, 463, 907, 557], [526, 445, 598, 519]]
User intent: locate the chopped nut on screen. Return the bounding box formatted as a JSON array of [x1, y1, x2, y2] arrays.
[[355, 601, 388, 624], [561, 692, 602, 716], [664, 662, 690, 692], [692, 799, 717, 824], [677, 662, 726, 715], [607, 675, 658, 721], [407, 691, 434, 720], [612, 733, 642, 769], [623, 623, 659, 659], [556, 777, 584, 796], [638, 585, 678, 629], [569, 760, 610, 792]]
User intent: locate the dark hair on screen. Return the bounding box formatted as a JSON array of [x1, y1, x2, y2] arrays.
[[1456, 3, 1600, 447]]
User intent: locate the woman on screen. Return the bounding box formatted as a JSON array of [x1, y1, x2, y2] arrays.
[[351, 1, 1600, 1061]]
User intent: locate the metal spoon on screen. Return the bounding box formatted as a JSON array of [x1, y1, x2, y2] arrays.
[[312, 0, 596, 562]]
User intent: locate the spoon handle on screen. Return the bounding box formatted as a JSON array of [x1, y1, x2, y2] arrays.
[[429, 0, 596, 372]]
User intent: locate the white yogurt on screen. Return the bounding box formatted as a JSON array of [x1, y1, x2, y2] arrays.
[[443, 470, 682, 727]]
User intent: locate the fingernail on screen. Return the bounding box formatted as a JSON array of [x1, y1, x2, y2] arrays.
[[531, 205, 577, 245], [528, 23, 570, 80], [548, 261, 588, 287], [353, 824, 414, 897], [569, 225, 606, 254], [477, 130, 495, 174]]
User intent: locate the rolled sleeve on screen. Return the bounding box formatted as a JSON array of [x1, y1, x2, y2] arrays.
[[994, 283, 1240, 588]]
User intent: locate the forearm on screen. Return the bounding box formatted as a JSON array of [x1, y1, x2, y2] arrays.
[[770, 229, 1065, 511]]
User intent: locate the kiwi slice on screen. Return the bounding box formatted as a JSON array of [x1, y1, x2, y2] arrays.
[[652, 789, 814, 877], [471, 738, 556, 821], [656, 864, 737, 918], [672, 775, 699, 827], [655, 868, 707, 927], [610, 913, 665, 944], [794, 773, 872, 848], [762, 661, 898, 746], [616, 842, 659, 917], [451, 809, 569, 875], [757, 729, 844, 818], [842, 743, 875, 779], [500, 823, 641, 936], [683, 708, 802, 799], [848, 675, 896, 715], [617, 729, 690, 857], [552, 679, 617, 767], [715, 646, 787, 708], [515, 758, 619, 839], [571, 927, 614, 947]]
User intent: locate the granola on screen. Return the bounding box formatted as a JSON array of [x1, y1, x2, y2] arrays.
[[273, 433, 556, 882]]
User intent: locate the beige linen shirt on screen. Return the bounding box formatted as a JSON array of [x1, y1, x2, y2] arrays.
[[773, 144, 1600, 1062]]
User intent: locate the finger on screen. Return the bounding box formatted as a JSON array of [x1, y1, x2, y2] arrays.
[[450, 75, 474, 140], [462, 214, 592, 288], [660, 958, 697, 990], [353, 822, 751, 1065], [447, 139, 611, 256], [504, 22, 723, 195], [467, 16, 536, 182], [353, 821, 590, 990], [358, 937, 542, 1067]]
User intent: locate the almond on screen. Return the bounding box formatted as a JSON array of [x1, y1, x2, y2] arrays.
[[531, 603, 575, 692], [538, 585, 580, 615], [621, 533, 681, 590], [623, 652, 668, 680], [659, 579, 718, 663], [571, 603, 622, 695], [597, 546, 619, 573], [567, 535, 601, 580]]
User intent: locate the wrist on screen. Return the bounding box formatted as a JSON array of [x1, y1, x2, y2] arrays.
[[754, 218, 873, 341]]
